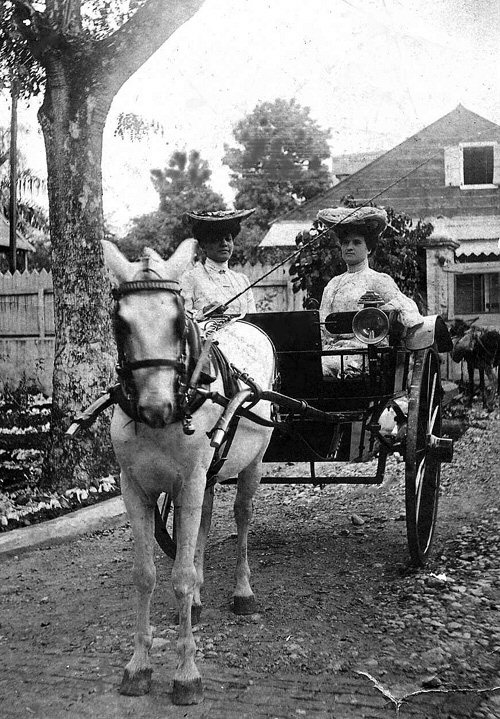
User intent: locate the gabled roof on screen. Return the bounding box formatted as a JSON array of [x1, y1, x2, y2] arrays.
[[259, 221, 311, 247], [0, 214, 35, 252], [277, 104, 500, 223]]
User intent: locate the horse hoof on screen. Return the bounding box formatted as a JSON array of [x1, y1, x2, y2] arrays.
[[119, 667, 152, 696], [172, 678, 203, 705], [192, 603, 202, 626], [233, 595, 258, 615]]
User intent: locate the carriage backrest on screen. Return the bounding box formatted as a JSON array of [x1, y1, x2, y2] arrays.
[[245, 310, 323, 397]]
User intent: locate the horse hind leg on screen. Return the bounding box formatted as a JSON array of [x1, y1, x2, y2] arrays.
[[484, 365, 498, 410], [467, 359, 475, 406], [232, 459, 262, 615], [119, 475, 156, 696]]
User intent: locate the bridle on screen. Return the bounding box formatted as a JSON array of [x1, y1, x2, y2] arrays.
[[112, 278, 197, 425]]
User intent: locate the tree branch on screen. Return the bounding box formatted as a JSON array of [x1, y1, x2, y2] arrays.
[[99, 0, 205, 95]]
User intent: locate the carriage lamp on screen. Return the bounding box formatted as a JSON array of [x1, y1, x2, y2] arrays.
[[351, 291, 389, 345], [352, 307, 389, 344]]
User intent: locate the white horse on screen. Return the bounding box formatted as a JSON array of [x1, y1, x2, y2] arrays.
[[102, 240, 275, 705]]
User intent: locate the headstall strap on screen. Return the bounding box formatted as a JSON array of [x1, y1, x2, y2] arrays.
[[113, 279, 180, 300]]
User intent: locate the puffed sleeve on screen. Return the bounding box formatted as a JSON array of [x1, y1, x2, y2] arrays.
[[319, 277, 342, 344], [180, 269, 197, 315], [372, 272, 424, 327], [319, 277, 340, 325]]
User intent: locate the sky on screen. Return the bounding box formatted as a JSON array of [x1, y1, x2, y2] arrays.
[[2, 0, 500, 234]]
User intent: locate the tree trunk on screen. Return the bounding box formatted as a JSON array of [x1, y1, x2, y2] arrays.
[[7, 0, 206, 492], [40, 60, 116, 491]]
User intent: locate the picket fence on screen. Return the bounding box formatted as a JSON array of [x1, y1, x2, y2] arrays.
[[0, 262, 302, 391]]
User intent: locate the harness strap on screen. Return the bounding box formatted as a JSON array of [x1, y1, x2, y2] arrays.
[[122, 358, 185, 371]]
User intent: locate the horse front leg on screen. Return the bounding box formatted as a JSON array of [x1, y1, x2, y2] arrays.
[[171, 472, 205, 705], [192, 484, 214, 625], [233, 459, 262, 615], [119, 473, 156, 696]]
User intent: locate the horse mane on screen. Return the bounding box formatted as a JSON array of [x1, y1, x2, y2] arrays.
[[131, 253, 164, 281]]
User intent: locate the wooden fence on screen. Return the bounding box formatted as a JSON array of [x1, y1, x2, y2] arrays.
[[0, 270, 55, 393], [0, 269, 54, 338], [0, 263, 303, 392]]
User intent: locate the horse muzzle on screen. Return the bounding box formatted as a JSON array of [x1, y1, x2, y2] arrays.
[[137, 399, 174, 429]]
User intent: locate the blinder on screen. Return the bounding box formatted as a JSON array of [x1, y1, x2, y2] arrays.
[[112, 279, 190, 414]]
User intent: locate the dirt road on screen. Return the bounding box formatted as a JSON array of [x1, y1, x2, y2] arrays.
[[1, 413, 499, 718]]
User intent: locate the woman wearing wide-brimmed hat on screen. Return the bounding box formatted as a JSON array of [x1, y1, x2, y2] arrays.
[[181, 209, 256, 319], [316, 206, 424, 376]]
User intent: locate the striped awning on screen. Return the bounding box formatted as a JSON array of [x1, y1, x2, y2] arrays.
[[456, 238, 500, 257]]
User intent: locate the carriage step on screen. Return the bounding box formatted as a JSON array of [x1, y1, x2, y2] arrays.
[[221, 475, 384, 485]]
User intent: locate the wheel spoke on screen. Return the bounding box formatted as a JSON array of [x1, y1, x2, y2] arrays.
[[429, 404, 439, 434], [415, 457, 426, 512], [428, 371, 437, 428]]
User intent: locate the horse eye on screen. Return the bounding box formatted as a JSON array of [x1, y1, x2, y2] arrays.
[[115, 315, 130, 334]]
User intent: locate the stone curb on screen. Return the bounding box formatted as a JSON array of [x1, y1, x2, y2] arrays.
[[0, 496, 126, 558]]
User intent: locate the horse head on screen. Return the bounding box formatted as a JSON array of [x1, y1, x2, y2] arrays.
[[102, 240, 197, 428]]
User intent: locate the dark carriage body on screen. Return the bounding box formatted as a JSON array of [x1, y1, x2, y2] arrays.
[[244, 310, 410, 464], [155, 308, 454, 566]]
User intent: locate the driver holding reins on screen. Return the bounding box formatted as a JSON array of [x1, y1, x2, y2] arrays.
[[181, 209, 256, 319]]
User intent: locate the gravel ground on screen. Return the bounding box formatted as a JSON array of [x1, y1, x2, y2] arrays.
[[1, 401, 499, 717]]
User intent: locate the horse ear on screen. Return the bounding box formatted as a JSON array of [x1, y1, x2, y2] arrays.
[[101, 240, 135, 284], [165, 239, 198, 280], [142, 246, 165, 264]]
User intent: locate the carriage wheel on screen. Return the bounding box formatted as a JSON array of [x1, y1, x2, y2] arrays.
[[154, 493, 177, 559], [405, 348, 442, 566]]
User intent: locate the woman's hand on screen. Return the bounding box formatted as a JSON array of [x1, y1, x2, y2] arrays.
[[202, 302, 226, 317]]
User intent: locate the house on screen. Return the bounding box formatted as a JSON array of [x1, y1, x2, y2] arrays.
[[262, 105, 500, 329], [0, 214, 35, 271]]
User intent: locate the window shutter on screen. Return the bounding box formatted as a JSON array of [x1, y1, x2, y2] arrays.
[[444, 145, 462, 186], [493, 142, 500, 185]]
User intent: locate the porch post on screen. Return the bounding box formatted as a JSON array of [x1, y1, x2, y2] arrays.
[[420, 232, 459, 319]]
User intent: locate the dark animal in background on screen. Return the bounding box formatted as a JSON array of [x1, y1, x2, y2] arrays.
[[449, 318, 500, 409]]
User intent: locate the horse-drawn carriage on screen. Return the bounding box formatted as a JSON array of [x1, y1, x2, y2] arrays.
[[68, 239, 455, 703], [155, 300, 454, 568]]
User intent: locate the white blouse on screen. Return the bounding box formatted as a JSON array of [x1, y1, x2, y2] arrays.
[[181, 258, 256, 319], [320, 258, 424, 329], [319, 258, 424, 376]]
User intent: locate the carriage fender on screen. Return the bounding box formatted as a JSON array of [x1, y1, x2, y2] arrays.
[[404, 315, 453, 353]]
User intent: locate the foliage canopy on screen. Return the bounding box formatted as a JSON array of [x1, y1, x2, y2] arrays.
[[223, 98, 333, 252], [119, 149, 226, 259]]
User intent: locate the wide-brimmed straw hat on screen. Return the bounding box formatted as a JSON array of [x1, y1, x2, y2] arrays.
[[184, 209, 255, 242], [185, 209, 255, 224], [316, 206, 387, 238]]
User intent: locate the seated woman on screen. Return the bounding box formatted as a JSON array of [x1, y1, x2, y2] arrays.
[[317, 206, 424, 377], [181, 209, 256, 319]]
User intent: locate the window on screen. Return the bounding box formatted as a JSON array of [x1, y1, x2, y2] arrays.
[[444, 141, 500, 187], [455, 273, 500, 314], [462, 145, 494, 185]]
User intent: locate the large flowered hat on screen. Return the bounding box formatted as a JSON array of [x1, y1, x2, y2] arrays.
[[184, 208, 255, 241], [316, 206, 387, 237]]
